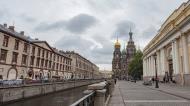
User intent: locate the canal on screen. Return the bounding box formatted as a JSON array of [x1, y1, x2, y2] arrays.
[[3, 86, 87, 106]]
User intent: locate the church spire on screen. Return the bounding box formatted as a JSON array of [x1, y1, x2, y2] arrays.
[[129, 27, 133, 41]]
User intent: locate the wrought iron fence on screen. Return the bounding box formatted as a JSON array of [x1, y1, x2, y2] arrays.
[[70, 91, 95, 106]]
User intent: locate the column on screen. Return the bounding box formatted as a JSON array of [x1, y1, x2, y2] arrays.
[[182, 35, 189, 74], [149, 57, 152, 77], [151, 56, 155, 77], [156, 51, 161, 76], [147, 57, 149, 77], [172, 41, 177, 75], [147, 58, 149, 77], [145, 59, 147, 77], [161, 48, 167, 75], [146, 59, 149, 76], [143, 59, 146, 77], [174, 39, 180, 74]]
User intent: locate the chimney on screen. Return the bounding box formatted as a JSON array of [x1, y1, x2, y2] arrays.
[[3, 23, 7, 28], [9, 26, 14, 31], [20, 31, 24, 36]]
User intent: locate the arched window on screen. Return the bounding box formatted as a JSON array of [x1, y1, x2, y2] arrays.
[[7, 68, 17, 80]]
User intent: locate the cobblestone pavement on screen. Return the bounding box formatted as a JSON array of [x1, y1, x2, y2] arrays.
[[108, 81, 190, 106]]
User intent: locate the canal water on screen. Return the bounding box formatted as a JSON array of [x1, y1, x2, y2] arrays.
[[3, 86, 87, 106]]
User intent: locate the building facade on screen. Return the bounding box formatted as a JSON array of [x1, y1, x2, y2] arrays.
[[143, 1, 190, 86], [64, 51, 99, 79], [0, 24, 72, 80], [112, 31, 136, 79]]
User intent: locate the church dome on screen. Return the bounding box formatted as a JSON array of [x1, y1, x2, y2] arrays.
[[114, 38, 121, 48]]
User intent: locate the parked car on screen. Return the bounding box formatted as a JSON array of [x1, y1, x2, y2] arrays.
[[143, 80, 152, 86]]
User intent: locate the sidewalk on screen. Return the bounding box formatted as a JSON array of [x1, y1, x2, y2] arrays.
[[108, 82, 125, 106], [108, 81, 190, 106], [141, 81, 190, 100]]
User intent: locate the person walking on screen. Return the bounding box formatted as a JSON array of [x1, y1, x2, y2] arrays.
[[114, 78, 117, 84]]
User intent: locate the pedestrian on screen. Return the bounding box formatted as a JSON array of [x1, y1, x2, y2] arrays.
[[152, 77, 155, 84], [114, 78, 117, 84]]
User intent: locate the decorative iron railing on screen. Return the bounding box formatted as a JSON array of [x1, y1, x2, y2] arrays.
[[70, 91, 95, 106]]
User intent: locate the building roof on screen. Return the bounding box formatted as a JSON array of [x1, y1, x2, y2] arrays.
[[0, 23, 71, 59], [143, 0, 190, 55]]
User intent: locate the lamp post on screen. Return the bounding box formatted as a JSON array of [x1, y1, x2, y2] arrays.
[[153, 53, 159, 88]]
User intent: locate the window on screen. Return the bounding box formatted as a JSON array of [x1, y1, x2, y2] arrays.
[[14, 39, 19, 50], [3, 35, 9, 47], [49, 61, 52, 68], [36, 58, 40, 67], [41, 59, 44, 67], [23, 43, 28, 53], [46, 51, 49, 58], [63, 65, 65, 71], [53, 55, 56, 61], [50, 53, 52, 60], [45, 60, 48, 68], [0, 75, 3, 79], [60, 57, 63, 63], [60, 64, 62, 70], [0, 49, 8, 62], [22, 54, 27, 65], [56, 63, 59, 70], [42, 50, 45, 58], [57, 56, 59, 62], [37, 48, 41, 56], [32, 46, 35, 55], [30, 56, 35, 66], [53, 63, 55, 70], [12, 52, 18, 63]]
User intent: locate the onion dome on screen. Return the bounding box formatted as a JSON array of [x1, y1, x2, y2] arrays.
[[114, 38, 121, 48]]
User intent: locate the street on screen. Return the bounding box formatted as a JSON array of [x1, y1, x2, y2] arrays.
[[109, 81, 190, 106]]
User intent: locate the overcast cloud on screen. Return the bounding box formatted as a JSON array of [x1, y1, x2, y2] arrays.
[[0, 0, 188, 70]]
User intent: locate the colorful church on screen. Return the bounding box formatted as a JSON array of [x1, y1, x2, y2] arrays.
[[112, 30, 136, 79]]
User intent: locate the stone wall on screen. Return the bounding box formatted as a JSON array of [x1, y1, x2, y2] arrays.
[[0, 80, 102, 104]]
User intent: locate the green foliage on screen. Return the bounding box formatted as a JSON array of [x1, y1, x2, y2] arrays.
[[128, 49, 143, 80]]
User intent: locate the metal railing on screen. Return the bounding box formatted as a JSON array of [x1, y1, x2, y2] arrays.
[[70, 91, 95, 106], [0, 79, 103, 88]]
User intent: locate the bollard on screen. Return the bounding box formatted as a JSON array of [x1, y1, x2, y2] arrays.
[[107, 80, 114, 96], [94, 89, 106, 106], [87, 81, 107, 106]]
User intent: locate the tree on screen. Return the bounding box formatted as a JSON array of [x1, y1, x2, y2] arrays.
[[128, 50, 143, 80]]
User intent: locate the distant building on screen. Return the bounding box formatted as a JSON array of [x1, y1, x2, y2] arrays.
[[64, 51, 99, 79], [112, 30, 136, 79], [99, 70, 113, 79], [143, 1, 190, 86]]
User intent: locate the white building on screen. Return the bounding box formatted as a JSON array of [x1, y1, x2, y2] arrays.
[[143, 1, 190, 86]]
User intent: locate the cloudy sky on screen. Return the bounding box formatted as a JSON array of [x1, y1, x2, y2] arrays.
[[0, 0, 188, 70]]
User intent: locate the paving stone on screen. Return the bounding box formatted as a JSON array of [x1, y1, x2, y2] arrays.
[[108, 81, 190, 106]]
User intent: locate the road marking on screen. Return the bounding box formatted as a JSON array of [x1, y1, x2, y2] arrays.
[[124, 100, 189, 103]]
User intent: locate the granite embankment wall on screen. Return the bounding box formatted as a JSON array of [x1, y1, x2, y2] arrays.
[[0, 80, 102, 104]]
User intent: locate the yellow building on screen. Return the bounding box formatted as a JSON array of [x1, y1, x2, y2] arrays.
[[143, 1, 190, 86], [0, 24, 72, 80]]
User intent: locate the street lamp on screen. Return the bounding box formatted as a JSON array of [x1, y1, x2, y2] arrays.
[[153, 53, 159, 88]]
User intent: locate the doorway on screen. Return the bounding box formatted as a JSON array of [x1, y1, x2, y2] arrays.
[[168, 59, 174, 81]]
